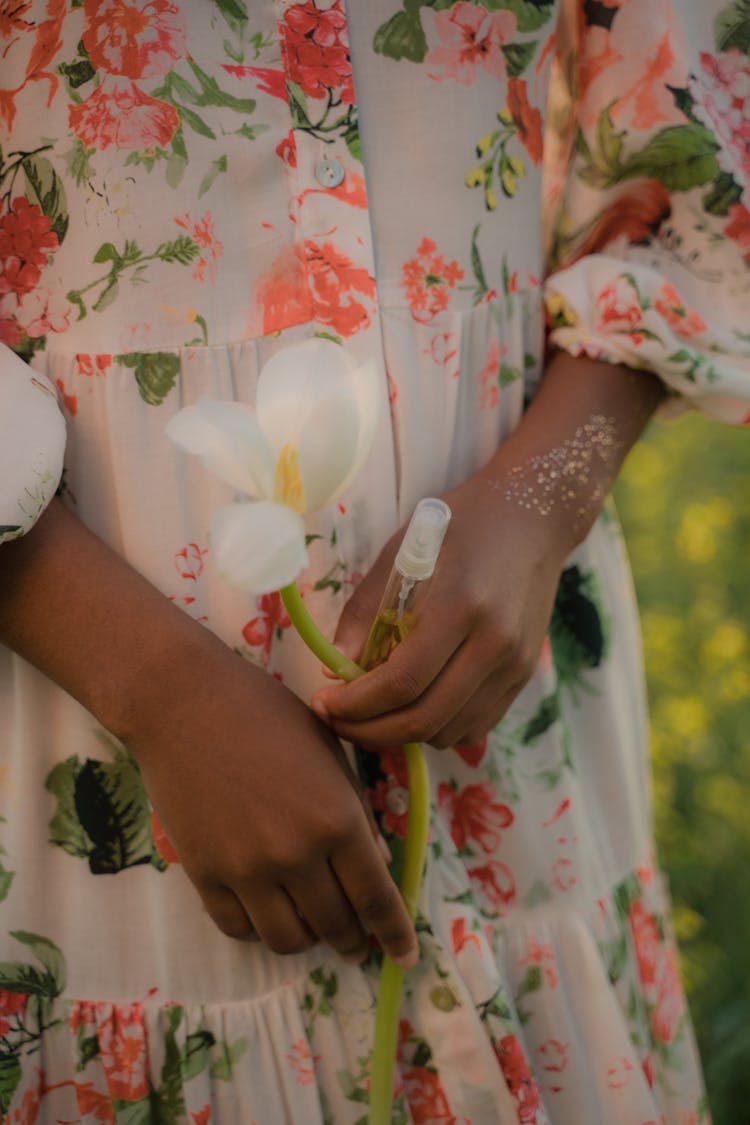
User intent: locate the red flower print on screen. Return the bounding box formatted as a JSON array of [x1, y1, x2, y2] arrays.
[[653, 283, 706, 337], [451, 916, 482, 956], [507, 79, 543, 165], [55, 377, 78, 416], [606, 1054, 636, 1090], [536, 1038, 569, 1094], [595, 276, 645, 343], [689, 50, 750, 183], [402, 1066, 455, 1124], [566, 181, 671, 267], [150, 809, 179, 865], [275, 129, 298, 168], [174, 212, 223, 284], [0, 0, 65, 129], [71, 1002, 149, 1102], [77, 353, 113, 376], [650, 947, 685, 1045], [222, 65, 289, 102], [74, 1081, 117, 1122], [629, 899, 661, 987], [0, 256, 40, 299], [494, 1035, 544, 1124], [69, 76, 179, 151], [242, 591, 292, 667], [454, 736, 488, 767], [370, 774, 410, 839], [401, 238, 464, 325], [174, 542, 208, 581], [424, 2, 516, 86], [0, 989, 29, 1036], [4, 286, 72, 339], [0, 197, 58, 275], [725, 201, 750, 263], [286, 1038, 319, 1086], [279, 0, 354, 103], [82, 0, 187, 80], [258, 240, 377, 338], [468, 859, 516, 916], [437, 780, 514, 853], [518, 935, 559, 989], [191, 1108, 211, 1125]]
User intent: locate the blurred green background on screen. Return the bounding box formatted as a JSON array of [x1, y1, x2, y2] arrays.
[[614, 409, 750, 1125]]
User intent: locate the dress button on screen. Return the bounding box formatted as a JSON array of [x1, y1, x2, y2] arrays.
[[314, 157, 345, 188]]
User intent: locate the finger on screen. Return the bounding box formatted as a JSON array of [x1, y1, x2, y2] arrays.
[[331, 833, 418, 970], [243, 886, 318, 957], [199, 884, 258, 941], [290, 866, 370, 964], [431, 678, 525, 750], [312, 611, 464, 727], [320, 634, 511, 747]]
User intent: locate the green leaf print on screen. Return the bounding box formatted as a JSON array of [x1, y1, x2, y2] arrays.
[[501, 39, 537, 78], [46, 758, 94, 858], [10, 931, 66, 994], [213, 0, 248, 24], [373, 9, 429, 63], [0, 1055, 22, 1116], [550, 565, 610, 691], [209, 1036, 249, 1081], [21, 154, 69, 244], [702, 170, 744, 215], [619, 123, 720, 191], [181, 1030, 216, 1082], [198, 154, 228, 197], [46, 740, 168, 874], [115, 352, 181, 407], [518, 693, 560, 744], [73, 755, 154, 874], [715, 0, 750, 54]]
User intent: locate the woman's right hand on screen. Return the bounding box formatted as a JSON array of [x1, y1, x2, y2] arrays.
[[0, 500, 417, 968], [130, 640, 417, 967]]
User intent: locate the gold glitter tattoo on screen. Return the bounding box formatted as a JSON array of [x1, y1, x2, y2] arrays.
[[490, 415, 622, 516]]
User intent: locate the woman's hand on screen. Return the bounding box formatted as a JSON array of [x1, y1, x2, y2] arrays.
[[0, 501, 418, 968], [312, 469, 569, 748], [312, 352, 666, 748]]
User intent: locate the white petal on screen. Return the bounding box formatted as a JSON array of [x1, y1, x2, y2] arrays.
[[166, 399, 275, 498], [210, 501, 308, 593], [258, 341, 381, 511], [335, 356, 381, 493], [257, 337, 360, 453]]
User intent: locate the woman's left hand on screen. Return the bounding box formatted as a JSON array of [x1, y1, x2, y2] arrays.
[[311, 466, 571, 748]]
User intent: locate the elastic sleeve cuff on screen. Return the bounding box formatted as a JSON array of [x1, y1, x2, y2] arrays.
[[545, 255, 750, 425], [0, 347, 67, 545]]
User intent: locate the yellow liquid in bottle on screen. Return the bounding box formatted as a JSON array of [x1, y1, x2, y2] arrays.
[[360, 607, 416, 671]]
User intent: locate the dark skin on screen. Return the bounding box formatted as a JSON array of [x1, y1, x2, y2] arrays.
[[0, 350, 664, 960]]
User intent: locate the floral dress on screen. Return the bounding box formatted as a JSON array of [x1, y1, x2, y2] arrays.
[[2, 1, 750, 1122]]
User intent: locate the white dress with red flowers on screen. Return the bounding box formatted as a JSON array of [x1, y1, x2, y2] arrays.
[[2, 2, 750, 1122]]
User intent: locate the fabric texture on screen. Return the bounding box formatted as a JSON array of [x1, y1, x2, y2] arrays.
[[2, 1, 750, 1121]]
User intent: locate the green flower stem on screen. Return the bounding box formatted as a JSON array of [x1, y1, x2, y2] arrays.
[[279, 580, 430, 1125]]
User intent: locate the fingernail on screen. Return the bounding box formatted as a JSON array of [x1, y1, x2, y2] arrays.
[[310, 695, 330, 722], [377, 835, 392, 863], [392, 947, 419, 971]]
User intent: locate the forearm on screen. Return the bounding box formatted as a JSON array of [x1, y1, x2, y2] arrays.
[[0, 498, 222, 743], [480, 351, 666, 552]]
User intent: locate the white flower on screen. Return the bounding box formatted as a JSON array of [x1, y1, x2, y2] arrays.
[[166, 337, 380, 593]]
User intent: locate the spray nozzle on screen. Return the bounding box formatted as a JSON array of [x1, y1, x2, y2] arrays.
[[394, 497, 451, 581]]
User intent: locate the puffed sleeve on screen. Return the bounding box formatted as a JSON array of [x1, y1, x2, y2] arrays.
[[1, 345, 66, 545], [543, 0, 750, 423]]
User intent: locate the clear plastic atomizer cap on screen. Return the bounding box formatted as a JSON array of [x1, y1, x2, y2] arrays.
[[394, 497, 452, 581]]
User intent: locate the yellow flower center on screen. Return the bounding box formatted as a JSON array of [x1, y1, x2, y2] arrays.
[[273, 442, 305, 513]]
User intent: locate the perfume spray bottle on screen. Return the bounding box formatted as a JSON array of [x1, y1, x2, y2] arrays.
[[360, 497, 452, 672]]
